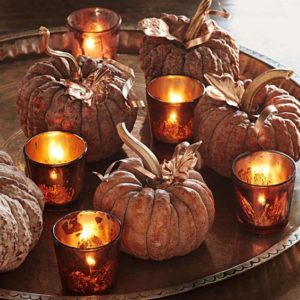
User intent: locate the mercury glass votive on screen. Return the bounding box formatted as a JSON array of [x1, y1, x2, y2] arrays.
[[52, 210, 122, 295], [66, 7, 122, 59], [146, 75, 204, 144], [232, 150, 296, 234], [24, 131, 87, 206]]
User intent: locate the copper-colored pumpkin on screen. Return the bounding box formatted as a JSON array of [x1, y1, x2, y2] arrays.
[[93, 123, 215, 261], [139, 0, 239, 83], [193, 69, 300, 177], [0, 150, 44, 272], [17, 27, 138, 162]]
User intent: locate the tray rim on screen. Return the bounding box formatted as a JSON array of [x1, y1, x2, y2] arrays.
[[0, 27, 300, 300], [0, 26, 300, 84]]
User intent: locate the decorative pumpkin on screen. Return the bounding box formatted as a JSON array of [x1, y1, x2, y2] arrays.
[[17, 27, 139, 162], [94, 123, 215, 261], [0, 150, 44, 272], [193, 69, 300, 177], [139, 0, 239, 83]]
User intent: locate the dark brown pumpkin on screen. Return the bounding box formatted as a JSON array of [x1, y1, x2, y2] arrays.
[[17, 27, 138, 162]]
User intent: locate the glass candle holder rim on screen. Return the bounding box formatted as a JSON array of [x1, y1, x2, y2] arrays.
[[24, 131, 88, 168], [146, 75, 204, 104], [66, 7, 122, 34], [52, 210, 123, 251], [231, 150, 296, 188]]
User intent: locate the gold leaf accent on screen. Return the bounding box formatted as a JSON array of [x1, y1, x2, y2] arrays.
[[59, 79, 93, 106], [185, 0, 212, 41], [161, 141, 202, 184], [139, 18, 183, 44], [204, 73, 245, 108]]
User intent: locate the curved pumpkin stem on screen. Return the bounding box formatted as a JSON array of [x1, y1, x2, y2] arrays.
[[39, 26, 82, 81], [116, 123, 161, 178], [185, 0, 212, 41], [241, 69, 293, 114]]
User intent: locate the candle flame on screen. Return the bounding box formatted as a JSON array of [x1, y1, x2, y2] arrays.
[[86, 255, 96, 267], [85, 37, 95, 50], [168, 91, 184, 103], [49, 169, 58, 180], [258, 194, 266, 206], [168, 111, 177, 123], [49, 141, 65, 163], [79, 224, 95, 241]]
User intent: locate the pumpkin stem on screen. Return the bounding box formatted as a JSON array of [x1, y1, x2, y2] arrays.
[[241, 69, 294, 114], [39, 26, 82, 81], [185, 0, 212, 41], [116, 123, 161, 178]]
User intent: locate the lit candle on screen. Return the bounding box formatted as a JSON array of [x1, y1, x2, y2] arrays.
[[67, 8, 122, 59], [232, 150, 296, 234], [52, 210, 122, 295], [24, 131, 87, 206], [146, 75, 204, 144]]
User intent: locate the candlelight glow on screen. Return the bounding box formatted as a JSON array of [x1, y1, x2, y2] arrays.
[[49, 141, 65, 163], [258, 194, 266, 206], [86, 255, 96, 267], [84, 37, 95, 50], [49, 169, 58, 180], [53, 210, 122, 294], [168, 111, 177, 123], [251, 164, 270, 178], [248, 163, 284, 185], [80, 223, 96, 241], [233, 151, 296, 233], [168, 91, 185, 103]]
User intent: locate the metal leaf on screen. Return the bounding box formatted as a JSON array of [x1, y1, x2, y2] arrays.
[[139, 18, 183, 44], [59, 79, 93, 106], [204, 73, 245, 108], [161, 141, 202, 184]]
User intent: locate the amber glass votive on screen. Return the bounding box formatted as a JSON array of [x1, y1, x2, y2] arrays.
[[24, 131, 87, 206], [66, 7, 122, 59], [146, 75, 204, 144], [52, 210, 122, 295], [232, 150, 296, 234]]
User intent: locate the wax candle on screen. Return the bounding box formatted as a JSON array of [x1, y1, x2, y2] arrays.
[[232, 150, 296, 234], [146, 75, 204, 144], [24, 131, 87, 206], [52, 210, 122, 295], [66, 7, 122, 59]]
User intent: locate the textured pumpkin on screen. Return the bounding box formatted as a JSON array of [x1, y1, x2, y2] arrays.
[[94, 123, 215, 261], [17, 27, 138, 162], [193, 69, 300, 177], [139, 0, 239, 83], [0, 150, 44, 272]]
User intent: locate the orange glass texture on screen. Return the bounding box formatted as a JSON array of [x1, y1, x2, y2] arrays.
[[52, 211, 122, 295], [24, 131, 87, 206], [54, 211, 120, 249], [66, 7, 121, 59], [147, 75, 204, 144], [232, 151, 296, 234], [25, 131, 86, 165]]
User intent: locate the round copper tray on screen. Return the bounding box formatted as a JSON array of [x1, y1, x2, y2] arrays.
[[0, 28, 300, 300]]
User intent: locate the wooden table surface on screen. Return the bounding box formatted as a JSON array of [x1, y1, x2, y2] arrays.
[[1, 0, 300, 299]]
